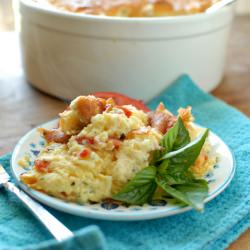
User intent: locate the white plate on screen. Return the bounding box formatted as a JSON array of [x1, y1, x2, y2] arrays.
[[11, 119, 235, 221]]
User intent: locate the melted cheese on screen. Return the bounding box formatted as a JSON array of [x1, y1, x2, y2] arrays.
[[21, 106, 161, 203]]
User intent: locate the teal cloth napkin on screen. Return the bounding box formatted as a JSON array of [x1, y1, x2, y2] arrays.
[[0, 75, 249, 250]]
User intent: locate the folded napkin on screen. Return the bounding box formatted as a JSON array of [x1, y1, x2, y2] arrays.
[[0, 75, 249, 250]]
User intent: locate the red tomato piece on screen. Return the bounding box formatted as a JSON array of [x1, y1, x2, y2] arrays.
[[34, 160, 49, 173], [76, 136, 95, 145], [79, 148, 90, 159], [119, 106, 132, 118], [110, 138, 121, 150], [92, 92, 150, 112]]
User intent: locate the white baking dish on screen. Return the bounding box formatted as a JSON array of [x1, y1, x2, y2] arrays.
[[19, 0, 235, 101]]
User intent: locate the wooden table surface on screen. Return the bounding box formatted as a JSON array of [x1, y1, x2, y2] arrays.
[[0, 16, 249, 250]]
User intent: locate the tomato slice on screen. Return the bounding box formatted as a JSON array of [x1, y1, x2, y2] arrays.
[[92, 92, 150, 112]]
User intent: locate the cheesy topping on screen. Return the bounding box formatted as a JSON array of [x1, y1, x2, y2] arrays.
[[35, 0, 220, 17]]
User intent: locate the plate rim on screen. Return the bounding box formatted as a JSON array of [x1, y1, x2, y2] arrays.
[[11, 119, 236, 221]]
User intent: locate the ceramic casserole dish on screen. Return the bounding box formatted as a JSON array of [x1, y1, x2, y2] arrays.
[[19, 0, 235, 100]]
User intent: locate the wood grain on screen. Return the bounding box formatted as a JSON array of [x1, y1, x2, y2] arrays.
[[212, 16, 250, 116], [0, 16, 249, 250]]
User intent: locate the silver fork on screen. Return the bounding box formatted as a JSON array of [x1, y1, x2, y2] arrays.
[[0, 164, 73, 241]]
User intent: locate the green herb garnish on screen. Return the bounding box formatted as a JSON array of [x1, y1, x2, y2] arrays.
[[112, 166, 157, 205], [112, 117, 209, 211], [156, 177, 208, 211]]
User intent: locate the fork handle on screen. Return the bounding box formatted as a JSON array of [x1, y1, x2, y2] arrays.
[[4, 182, 74, 241]]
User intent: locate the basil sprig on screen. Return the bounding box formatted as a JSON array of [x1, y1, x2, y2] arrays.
[[156, 177, 208, 211], [112, 117, 209, 211], [161, 117, 191, 152], [152, 117, 190, 163], [112, 166, 157, 205]]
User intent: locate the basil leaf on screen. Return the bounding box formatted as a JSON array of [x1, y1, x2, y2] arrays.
[[151, 117, 190, 164], [161, 117, 190, 152], [158, 160, 169, 175], [159, 129, 209, 172], [161, 171, 195, 185], [173, 180, 209, 211], [156, 177, 208, 211], [112, 166, 157, 205]]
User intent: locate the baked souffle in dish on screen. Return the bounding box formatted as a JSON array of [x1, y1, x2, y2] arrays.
[[35, 0, 220, 17]]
